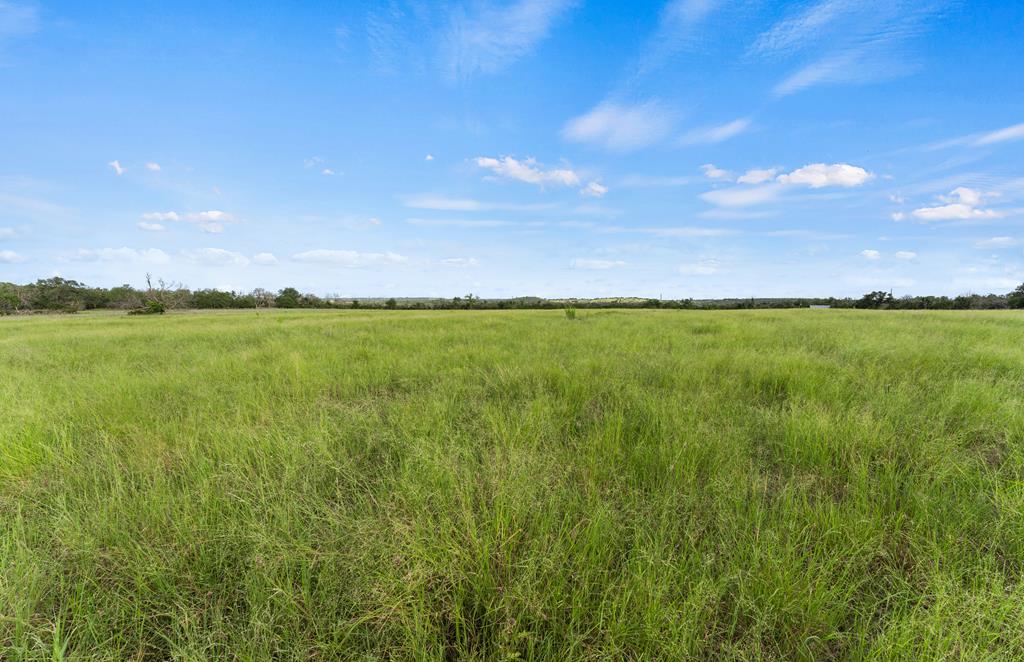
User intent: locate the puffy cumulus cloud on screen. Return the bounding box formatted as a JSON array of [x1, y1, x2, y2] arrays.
[[252, 253, 278, 265], [861, 249, 881, 260], [145, 162, 161, 171], [776, 163, 873, 188], [679, 118, 751, 145], [582, 181, 608, 198], [701, 163, 731, 180], [562, 101, 676, 151], [183, 248, 250, 267], [678, 259, 721, 276], [141, 210, 234, 233], [570, 258, 626, 270], [70, 247, 170, 264], [108, 160, 125, 176], [737, 168, 778, 184], [137, 221, 165, 232], [439, 257, 480, 268], [475, 156, 580, 188], [292, 250, 407, 268], [425, 154, 435, 161], [975, 236, 1019, 249], [0, 249, 25, 263], [911, 187, 1000, 221], [894, 251, 917, 260]]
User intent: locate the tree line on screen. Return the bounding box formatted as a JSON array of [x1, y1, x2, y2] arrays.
[[1, 276, 1023, 315]]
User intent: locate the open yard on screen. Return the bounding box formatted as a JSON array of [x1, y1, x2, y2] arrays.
[[2, 309, 1024, 659]]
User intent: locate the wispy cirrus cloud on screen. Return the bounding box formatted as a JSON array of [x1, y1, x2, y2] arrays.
[[292, 249, 408, 267], [441, 0, 577, 80], [634, 0, 727, 76], [141, 210, 234, 233], [0, 249, 25, 263], [69, 247, 171, 264], [753, 0, 949, 96], [571, 258, 626, 270], [403, 194, 554, 212], [679, 117, 751, 145], [474, 156, 608, 196], [563, 101, 677, 151]]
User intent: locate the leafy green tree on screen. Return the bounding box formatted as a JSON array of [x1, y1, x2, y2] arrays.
[[275, 287, 301, 308], [29, 277, 87, 311], [385, 298, 397, 310], [1009, 283, 1024, 309], [0, 283, 20, 314], [856, 291, 894, 309]]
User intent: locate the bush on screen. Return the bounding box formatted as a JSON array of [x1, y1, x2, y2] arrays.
[[1009, 283, 1024, 309], [564, 307, 577, 320], [128, 301, 166, 315]]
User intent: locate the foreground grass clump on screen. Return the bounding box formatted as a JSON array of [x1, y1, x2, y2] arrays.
[[2, 309, 1024, 659]]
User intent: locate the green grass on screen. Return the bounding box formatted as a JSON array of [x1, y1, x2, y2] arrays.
[[2, 309, 1024, 660]]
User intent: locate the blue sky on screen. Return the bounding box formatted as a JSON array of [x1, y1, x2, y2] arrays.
[[1, 0, 1023, 298]]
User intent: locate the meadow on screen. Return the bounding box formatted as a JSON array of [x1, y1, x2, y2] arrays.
[[2, 308, 1023, 660]]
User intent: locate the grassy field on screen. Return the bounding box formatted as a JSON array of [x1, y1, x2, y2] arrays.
[[2, 309, 1023, 660]]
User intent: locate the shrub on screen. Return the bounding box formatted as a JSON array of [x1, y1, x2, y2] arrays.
[[128, 301, 166, 315], [564, 307, 577, 320]]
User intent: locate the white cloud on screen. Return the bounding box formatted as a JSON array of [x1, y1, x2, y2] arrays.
[[563, 101, 676, 151], [754, 0, 944, 96], [974, 123, 1024, 146], [679, 118, 751, 145], [0, 2, 38, 41], [700, 183, 782, 207], [407, 218, 515, 228], [442, 0, 577, 80], [678, 259, 721, 276], [108, 160, 125, 176], [141, 210, 233, 233], [737, 168, 778, 184], [303, 156, 324, 168], [582, 181, 608, 198], [891, 212, 906, 221], [425, 154, 435, 161], [636, 0, 726, 74], [911, 187, 1000, 221], [183, 248, 250, 267], [894, 251, 917, 260], [292, 249, 407, 267], [252, 252, 278, 265], [975, 236, 1018, 249], [403, 194, 553, 211], [701, 163, 731, 180], [475, 156, 580, 188], [0, 249, 25, 263], [145, 162, 161, 171], [440, 257, 480, 268], [604, 225, 735, 238], [777, 163, 873, 188], [861, 249, 881, 260], [571, 258, 626, 270], [322, 168, 336, 176], [71, 247, 170, 264], [0, 227, 14, 239], [618, 174, 695, 188], [137, 221, 165, 232]]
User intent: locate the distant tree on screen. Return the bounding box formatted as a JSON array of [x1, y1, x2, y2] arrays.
[[252, 288, 274, 308], [0, 283, 20, 314], [275, 287, 301, 308], [191, 289, 236, 309], [1009, 283, 1024, 309], [463, 293, 478, 309], [145, 274, 190, 309], [855, 291, 894, 309], [385, 298, 397, 310], [29, 277, 87, 311]]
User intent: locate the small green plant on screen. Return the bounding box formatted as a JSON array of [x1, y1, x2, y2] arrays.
[[564, 306, 577, 320]]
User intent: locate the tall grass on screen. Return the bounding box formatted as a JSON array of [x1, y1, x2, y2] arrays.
[[2, 309, 1024, 659]]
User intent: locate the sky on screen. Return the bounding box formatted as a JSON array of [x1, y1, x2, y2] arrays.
[[1, 0, 1023, 299]]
